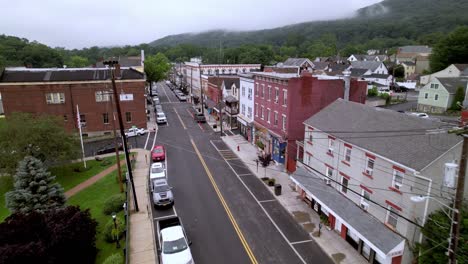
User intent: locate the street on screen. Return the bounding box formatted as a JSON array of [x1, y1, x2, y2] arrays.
[[148, 82, 332, 263]]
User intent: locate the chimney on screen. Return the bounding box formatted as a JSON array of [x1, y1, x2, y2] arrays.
[[140, 50, 145, 66], [115, 64, 121, 79], [343, 70, 351, 101]]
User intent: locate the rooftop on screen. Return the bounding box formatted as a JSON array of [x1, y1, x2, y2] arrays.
[[253, 72, 299, 79], [399, 45, 432, 54], [304, 99, 461, 171], [0, 67, 145, 82], [436, 77, 468, 94]]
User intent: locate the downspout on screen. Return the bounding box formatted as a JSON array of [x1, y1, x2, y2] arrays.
[[414, 172, 432, 247]]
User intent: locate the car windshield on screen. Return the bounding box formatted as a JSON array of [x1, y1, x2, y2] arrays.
[[157, 113, 165, 117], [163, 237, 188, 254], [151, 167, 164, 173], [153, 148, 163, 153]]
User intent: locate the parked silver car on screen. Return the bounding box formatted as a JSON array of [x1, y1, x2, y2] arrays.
[[151, 179, 174, 207]]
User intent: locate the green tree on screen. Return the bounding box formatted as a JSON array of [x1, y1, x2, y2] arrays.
[[65, 55, 90, 67], [144, 53, 171, 95], [0, 113, 80, 175], [430, 26, 468, 72], [418, 204, 468, 264], [6, 156, 66, 214], [450, 86, 465, 110]]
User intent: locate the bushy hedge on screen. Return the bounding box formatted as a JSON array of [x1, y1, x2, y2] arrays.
[[102, 194, 126, 215], [102, 253, 123, 264], [103, 217, 125, 243]]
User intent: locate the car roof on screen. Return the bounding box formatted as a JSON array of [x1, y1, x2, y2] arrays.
[[151, 162, 164, 168], [161, 226, 184, 241]]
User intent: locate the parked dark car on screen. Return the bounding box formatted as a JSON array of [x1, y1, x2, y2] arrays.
[[96, 143, 123, 155]]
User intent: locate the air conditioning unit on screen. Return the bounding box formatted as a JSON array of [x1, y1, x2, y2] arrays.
[[360, 201, 369, 211], [394, 183, 401, 190], [323, 177, 331, 185], [365, 168, 373, 175], [274, 98, 278, 103], [328, 148, 334, 154]]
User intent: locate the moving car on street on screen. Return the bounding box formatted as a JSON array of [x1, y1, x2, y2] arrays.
[[152, 145, 166, 161], [156, 216, 193, 264], [156, 111, 167, 124], [125, 127, 146, 137]]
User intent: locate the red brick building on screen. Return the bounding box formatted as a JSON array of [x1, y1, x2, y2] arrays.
[[0, 67, 146, 136], [252, 71, 367, 172]]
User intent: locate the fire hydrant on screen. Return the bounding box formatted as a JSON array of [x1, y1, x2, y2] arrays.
[[237, 145, 240, 152]]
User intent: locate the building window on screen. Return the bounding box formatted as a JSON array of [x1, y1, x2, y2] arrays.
[[274, 112, 278, 125], [248, 107, 252, 119], [345, 147, 351, 162], [79, 114, 86, 127], [307, 153, 313, 166], [63, 115, 68, 122], [424, 93, 428, 99], [308, 131, 313, 142], [266, 108, 270, 123], [103, 113, 109, 124], [275, 87, 279, 103], [261, 84, 265, 98], [95, 91, 110, 102], [365, 157, 374, 174], [242, 86, 245, 96], [341, 177, 348, 193], [255, 83, 259, 96], [261, 106, 264, 120], [435, 94, 439, 100], [392, 169, 404, 189], [282, 115, 287, 131], [434, 83, 439, 89], [360, 189, 371, 210], [282, 90, 287, 106], [242, 105, 246, 115], [268, 86, 271, 101], [125, 112, 132, 122], [45, 93, 65, 104], [255, 103, 258, 116], [328, 138, 335, 154], [386, 206, 398, 228], [248, 88, 252, 99], [326, 167, 333, 178]]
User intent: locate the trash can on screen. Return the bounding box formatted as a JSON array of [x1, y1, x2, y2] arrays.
[[213, 124, 217, 129], [274, 184, 282, 196]]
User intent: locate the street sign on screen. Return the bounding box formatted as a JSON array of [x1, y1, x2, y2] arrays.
[[120, 94, 134, 101]]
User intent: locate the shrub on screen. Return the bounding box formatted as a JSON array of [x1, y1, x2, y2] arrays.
[[101, 159, 112, 166], [256, 140, 265, 150], [268, 178, 276, 186], [367, 87, 378, 97], [103, 217, 125, 243], [102, 194, 126, 215], [102, 253, 124, 264]]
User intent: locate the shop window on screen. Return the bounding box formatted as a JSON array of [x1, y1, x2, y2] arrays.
[[386, 206, 398, 228]]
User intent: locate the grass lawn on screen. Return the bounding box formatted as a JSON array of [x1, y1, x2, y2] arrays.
[[67, 167, 127, 264], [0, 176, 14, 222], [51, 154, 124, 192]]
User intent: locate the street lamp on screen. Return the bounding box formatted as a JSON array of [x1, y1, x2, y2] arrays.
[[111, 212, 121, 249], [410, 195, 458, 263]]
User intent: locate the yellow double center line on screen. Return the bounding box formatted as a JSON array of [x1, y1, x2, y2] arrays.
[[190, 139, 258, 264]]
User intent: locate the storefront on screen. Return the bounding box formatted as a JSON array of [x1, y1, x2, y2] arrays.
[[254, 123, 271, 154], [271, 136, 286, 165], [237, 115, 254, 142]]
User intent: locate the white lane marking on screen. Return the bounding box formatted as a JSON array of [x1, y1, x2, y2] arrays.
[[162, 82, 172, 103], [144, 131, 151, 150], [172, 206, 178, 216], [258, 199, 276, 203], [290, 240, 314, 245], [151, 127, 158, 150], [210, 140, 308, 264], [237, 173, 253, 176], [154, 214, 177, 221], [173, 108, 187, 130]]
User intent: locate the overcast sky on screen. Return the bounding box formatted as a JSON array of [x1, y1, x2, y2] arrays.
[[0, 0, 381, 49]]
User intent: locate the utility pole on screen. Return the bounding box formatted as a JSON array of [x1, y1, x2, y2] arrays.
[[104, 59, 139, 212], [110, 95, 124, 193], [448, 133, 468, 264], [199, 66, 204, 115]]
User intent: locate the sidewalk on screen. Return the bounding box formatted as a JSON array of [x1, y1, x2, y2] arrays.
[[222, 135, 366, 264], [128, 149, 157, 264]]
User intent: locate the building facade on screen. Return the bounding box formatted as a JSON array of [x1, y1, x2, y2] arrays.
[[0, 67, 146, 136], [238, 74, 255, 142], [417, 77, 468, 113], [252, 71, 367, 172], [293, 99, 463, 264]]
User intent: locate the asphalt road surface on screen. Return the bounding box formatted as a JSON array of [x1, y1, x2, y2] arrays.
[[148, 82, 333, 264]]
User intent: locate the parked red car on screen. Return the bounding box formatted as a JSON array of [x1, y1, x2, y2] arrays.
[[151, 145, 166, 161]]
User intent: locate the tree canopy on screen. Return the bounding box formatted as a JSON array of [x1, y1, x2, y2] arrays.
[[0, 206, 97, 264], [6, 156, 66, 214], [430, 26, 468, 72], [0, 113, 80, 175], [144, 53, 171, 93]]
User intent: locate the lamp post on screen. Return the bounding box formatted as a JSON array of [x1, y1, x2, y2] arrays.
[[112, 212, 121, 249], [410, 195, 458, 263]]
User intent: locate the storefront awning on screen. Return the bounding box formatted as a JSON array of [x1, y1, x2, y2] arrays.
[[237, 114, 253, 126], [291, 167, 405, 260]]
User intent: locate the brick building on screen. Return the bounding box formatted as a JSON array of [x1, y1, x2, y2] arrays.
[[0, 67, 146, 136], [252, 71, 367, 172]]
